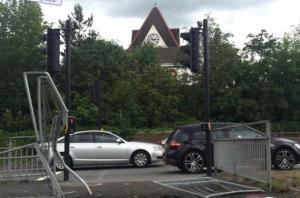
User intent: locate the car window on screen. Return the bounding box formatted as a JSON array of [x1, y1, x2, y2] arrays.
[[170, 129, 181, 139], [72, 133, 94, 143], [229, 126, 262, 139], [95, 133, 118, 143], [171, 128, 190, 142], [191, 131, 205, 140]]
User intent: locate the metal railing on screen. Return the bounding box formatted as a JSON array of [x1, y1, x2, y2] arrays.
[[0, 143, 45, 180], [0, 72, 92, 197], [0, 136, 36, 152], [213, 121, 272, 191]]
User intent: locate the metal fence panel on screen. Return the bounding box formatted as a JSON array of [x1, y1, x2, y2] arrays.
[[0, 72, 92, 197], [0, 143, 45, 181], [213, 121, 272, 191]]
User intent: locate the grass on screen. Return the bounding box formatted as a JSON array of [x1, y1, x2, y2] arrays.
[[272, 169, 300, 192], [215, 168, 300, 196]]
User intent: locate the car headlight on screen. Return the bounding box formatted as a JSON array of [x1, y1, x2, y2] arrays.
[[152, 146, 164, 152], [294, 143, 300, 150]]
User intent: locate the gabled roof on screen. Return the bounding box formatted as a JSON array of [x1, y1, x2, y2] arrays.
[[130, 6, 179, 48]]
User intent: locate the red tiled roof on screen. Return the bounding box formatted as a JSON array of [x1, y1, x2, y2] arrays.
[[130, 7, 179, 48]]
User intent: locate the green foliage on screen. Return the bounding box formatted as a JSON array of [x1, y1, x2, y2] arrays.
[[72, 92, 97, 126], [109, 44, 183, 128], [0, 0, 43, 131], [59, 3, 98, 46], [0, 110, 32, 131], [2, 3, 300, 135], [272, 122, 300, 133]]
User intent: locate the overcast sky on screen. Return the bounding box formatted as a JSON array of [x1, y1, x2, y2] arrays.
[[40, 0, 300, 49]]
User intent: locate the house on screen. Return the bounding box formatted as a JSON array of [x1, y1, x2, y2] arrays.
[[129, 6, 191, 76]]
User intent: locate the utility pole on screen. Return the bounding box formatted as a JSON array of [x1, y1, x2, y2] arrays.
[[64, 19, 71, 181], [202, 18, 212, 177]]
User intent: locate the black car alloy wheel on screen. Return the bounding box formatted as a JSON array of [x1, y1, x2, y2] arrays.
[[274, 148, 296, 170], [182, 151, 204, 173]]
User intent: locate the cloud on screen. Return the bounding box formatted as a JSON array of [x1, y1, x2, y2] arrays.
[[96, 0, 272, 16], [79, 0, 272, 28]]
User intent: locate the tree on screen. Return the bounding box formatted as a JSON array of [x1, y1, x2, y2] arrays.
[[71, 38, 126, 127], [240, 29, 300, 122], [0, 0, 43, 131], [59, 4, 98, 46], [110, 44, 183, 128]]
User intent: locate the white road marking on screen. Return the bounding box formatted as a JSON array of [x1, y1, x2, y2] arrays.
[[36, 171, 62, 181], [98, 170, 107, 182]]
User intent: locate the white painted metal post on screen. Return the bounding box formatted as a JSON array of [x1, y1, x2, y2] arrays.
[[266, 121, 272, 192]]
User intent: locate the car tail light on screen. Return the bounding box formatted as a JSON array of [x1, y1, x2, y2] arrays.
[[169, 140, 181, 148]]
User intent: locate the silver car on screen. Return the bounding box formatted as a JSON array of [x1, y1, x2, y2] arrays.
[[55, 130, 164, 169]]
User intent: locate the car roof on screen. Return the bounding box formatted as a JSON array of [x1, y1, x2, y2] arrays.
[[73, 130, 112, 134], [177, 122, 237, 132], [57, 130, 113, 141]]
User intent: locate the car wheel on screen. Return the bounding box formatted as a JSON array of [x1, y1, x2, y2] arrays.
[[274, 148, 296, 170], [55, 160, 64, 170], [132, 151, 149, 168], [54, 157, 73, 171], [182, 151, 204, 173]]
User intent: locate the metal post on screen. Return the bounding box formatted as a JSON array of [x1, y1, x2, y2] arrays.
[[23, 73, 40, 141], [266, 121, 272, 192], [203, 18, 212, 177], [95, 79, 101, 129], [64, 19, 72, 181], [8, 138, 12, 172]]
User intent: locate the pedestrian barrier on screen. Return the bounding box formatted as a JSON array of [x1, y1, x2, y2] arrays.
[[213, 121, 272, 191], [0, 143, 44, 180], [0, 72, 92, 197]]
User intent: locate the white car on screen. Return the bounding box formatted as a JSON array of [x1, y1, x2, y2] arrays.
[[55, 130, 164, 168]]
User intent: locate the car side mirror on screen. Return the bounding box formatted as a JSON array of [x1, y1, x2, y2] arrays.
[[116, 138, 124, 144], [161, 138, 167, 145]]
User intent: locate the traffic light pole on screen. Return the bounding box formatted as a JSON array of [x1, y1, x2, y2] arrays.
[[202, 19, 212, 177], [64, 19, 72, 181]]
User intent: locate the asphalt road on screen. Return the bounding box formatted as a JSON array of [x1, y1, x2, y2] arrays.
[[56, 163, 300, 198], [57, 162, 203, 185], [1, 164, 299, 197]]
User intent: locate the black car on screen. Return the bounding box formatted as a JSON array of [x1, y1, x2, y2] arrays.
[[164, 123, 300, 173]]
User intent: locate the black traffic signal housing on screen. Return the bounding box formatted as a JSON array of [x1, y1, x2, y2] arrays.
[[179, 27, 201, 73], [40, 28, 60, 74]]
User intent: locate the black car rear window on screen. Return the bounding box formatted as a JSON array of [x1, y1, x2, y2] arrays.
[[169, 128, 181, 140], [168, 128, 189, 142], [191, 131, 205, 140]]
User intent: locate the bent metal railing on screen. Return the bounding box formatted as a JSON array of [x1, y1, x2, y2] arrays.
[[213, 121, 272, 192], [0, 72, 91, 197]]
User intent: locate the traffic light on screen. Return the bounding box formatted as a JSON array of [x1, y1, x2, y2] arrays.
[[40, 28, 61, 74], [179, 27, 200, 73], [47, 28, 60, 74], [68, 116, 76, 134]]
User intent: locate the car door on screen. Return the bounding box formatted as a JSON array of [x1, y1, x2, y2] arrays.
[[94, 132, 129, 165], [70, 132, 97, 166]]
